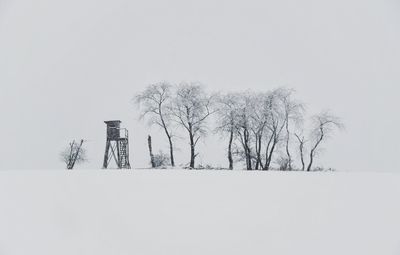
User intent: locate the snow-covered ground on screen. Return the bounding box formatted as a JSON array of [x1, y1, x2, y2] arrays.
[[0, 170, 399, 255]]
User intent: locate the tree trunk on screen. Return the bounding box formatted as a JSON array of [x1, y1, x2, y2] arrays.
[[285, 120, 292, 170], [189, 124, 195, 169], [228, 129, 234, 170], [189, 137, 195, 168], [167, 135, 175, 167], [255, 135, 263, 170], [299, 144, 305, 171], [307, 131, 324, 171], [264, 137, 277, 170], [148, 135, 155, 168], [306, 152, 314, 171], [238, 128, 252, 170], [254, 134, 259, 170], [159, 107, 175, 167], [244, 129, 252, 170], [295, 134, 305, 171]]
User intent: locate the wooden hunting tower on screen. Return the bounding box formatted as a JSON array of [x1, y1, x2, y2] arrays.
[[103, 120, 131, 169]]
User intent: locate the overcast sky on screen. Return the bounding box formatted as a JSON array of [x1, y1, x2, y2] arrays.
[[0, 0, 399, 170]]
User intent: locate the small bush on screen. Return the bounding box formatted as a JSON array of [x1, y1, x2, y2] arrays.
[[153, 151, 170, 168], [313, 166, 336, 172], [195, 164, 225, 170], [276, 156, 290, 171]]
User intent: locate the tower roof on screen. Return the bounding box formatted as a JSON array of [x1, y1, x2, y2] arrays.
[[104, 120, 122, 124]]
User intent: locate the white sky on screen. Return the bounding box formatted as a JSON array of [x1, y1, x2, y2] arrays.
[[0, 0, 399, 170]]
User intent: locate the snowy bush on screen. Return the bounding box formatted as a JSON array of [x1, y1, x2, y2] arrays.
[[152, 151, 170, 168], [276, 156, 290, 171]]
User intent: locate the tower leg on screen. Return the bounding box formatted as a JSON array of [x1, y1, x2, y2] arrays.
[[109, 142, 119, 168], [103, 140, 110, 168], [116, 141, 121, 168]]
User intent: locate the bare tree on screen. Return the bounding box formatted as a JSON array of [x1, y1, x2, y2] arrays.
[[278, 88, 305, 170], [235, 92, 256, 170], [249, 93, 268, 170], [171, 82, 215, 168], [222, 90, 300, 171], [60, 139, 87, 170], [306, 111, 343, 171], [214, 93, 240, 170], [135, 82, 175, 166], [262, 90, 287, 170]]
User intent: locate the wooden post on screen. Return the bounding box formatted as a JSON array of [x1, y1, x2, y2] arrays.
[[148, 135, 155, 168]]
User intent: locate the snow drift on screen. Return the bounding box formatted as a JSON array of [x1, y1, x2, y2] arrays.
[[0, 170, 399, 255]]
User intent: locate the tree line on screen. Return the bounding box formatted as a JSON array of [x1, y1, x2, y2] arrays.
[[135, 82, 343, 171]]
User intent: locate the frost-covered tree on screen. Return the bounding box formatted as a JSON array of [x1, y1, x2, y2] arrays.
[[171, 82, 215, 168], [277, 88, 305, 170], [231, 88, 305, 170], [217, 89, 305, 171], [260, 90, 287, 170], [307, 111, 343, 171], [235, 92, 256, 170], [248, 93, 268, 170], [214, 93, 241, 170], [135, 82, 175, 167]]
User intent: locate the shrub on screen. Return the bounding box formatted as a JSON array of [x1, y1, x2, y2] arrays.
[[153, 151, 170, 168]]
